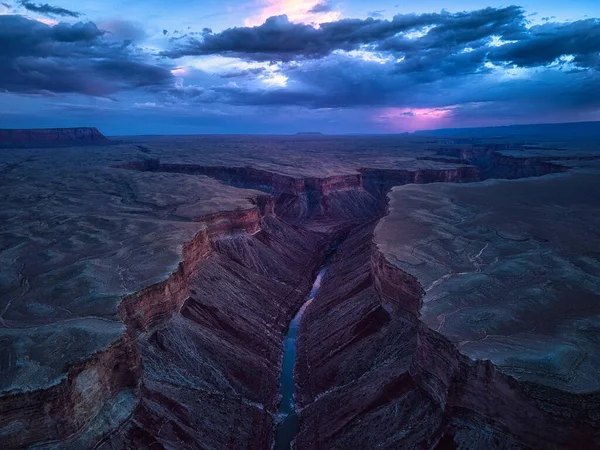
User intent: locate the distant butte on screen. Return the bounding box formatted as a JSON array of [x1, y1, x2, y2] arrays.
[[0, 127, 109, 147]]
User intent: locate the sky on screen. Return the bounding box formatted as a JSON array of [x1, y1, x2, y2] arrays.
[[1, 0, 600, 134]]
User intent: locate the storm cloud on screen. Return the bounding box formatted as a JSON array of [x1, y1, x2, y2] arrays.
[[17, 0, 81, 18], [3, 3, 600, 133], [0, 15, 173, 95], [155, 4, 600, 123], [163, 5, 600, 75], [489, 19, 600, 68], [163, 7, 526, 61]]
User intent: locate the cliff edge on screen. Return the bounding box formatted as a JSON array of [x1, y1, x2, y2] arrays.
[[0, 127, 109, 147]]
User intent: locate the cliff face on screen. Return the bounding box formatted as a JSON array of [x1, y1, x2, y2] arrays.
[[436, 147, 570, 179], [110, 214, 331, 449], [0, 336, 140, 449], [117, 161, 373, 225], [360, 166, 481, 198], [0, 201, 328, 449], [0, 127, 108, 147], [117, 161, 486, 224], [295, 223, 600, 450]]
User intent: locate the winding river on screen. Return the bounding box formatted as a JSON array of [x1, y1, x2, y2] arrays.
[[274, 261, 330, 449]]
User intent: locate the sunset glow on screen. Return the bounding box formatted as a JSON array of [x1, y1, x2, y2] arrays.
[[374, 107, 455, 131], [1, 0, 599, 134], [244, 0, 341, 26]]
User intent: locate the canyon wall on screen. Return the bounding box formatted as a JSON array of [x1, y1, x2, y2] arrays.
[[0, 337, 140, 448], [295, 223, 600, 449], [436, 147, 570, 179], [0, 200, 330, 449], [360, 166, 481, 198], [107, 214, 331, 449]]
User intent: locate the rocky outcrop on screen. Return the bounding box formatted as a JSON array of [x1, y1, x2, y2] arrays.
[[0, 128, 108, 147], [117, 161, 362, 196], [117, 161, 373, 224], [118, 206, 267, 335], [0, 336, 140, 449]]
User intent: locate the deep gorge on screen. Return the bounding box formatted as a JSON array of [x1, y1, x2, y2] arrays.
[[1, 148, 598, 449]]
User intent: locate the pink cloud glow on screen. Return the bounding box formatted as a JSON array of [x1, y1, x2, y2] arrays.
[[170, 67, 189, 76], [373, 107, 455, 132], [245, 0, 340, 26], [34, 17, 59, 26]]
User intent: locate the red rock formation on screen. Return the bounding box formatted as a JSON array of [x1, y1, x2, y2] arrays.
[[0, 127, 108, 147], [0, 336, 141, 448]]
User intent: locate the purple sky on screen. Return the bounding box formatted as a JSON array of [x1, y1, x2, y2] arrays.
[[1, 0, 600, 134]]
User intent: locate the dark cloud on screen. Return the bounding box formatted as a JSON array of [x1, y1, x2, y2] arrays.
[[99, 19, 147, 43], [0, 15, 172, 95], [2, 5, 600, 129], [163, 15, 323, 61], [0, 16, 104, 58], [17, 0, 81, 18], [185, 48, 600, 120], [94, 60, 173, 88], [162, 6, 600, 75], [163, 7, 525, 61], [162, 5, 600, 116], [309, 1, 332, 14], [162, 13, 436, 61], [379, 6, 526, 53], [219, 67, 266, 78], [489, 19, 600, 68]]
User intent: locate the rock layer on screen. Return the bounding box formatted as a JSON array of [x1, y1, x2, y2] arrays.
[[0, 128, 108, 147]]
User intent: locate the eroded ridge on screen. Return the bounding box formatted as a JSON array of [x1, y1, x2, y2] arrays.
[[1, 145, 598, 449]]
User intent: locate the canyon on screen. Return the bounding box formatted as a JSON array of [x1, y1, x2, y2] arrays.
[[0, 133, 599, 449]]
